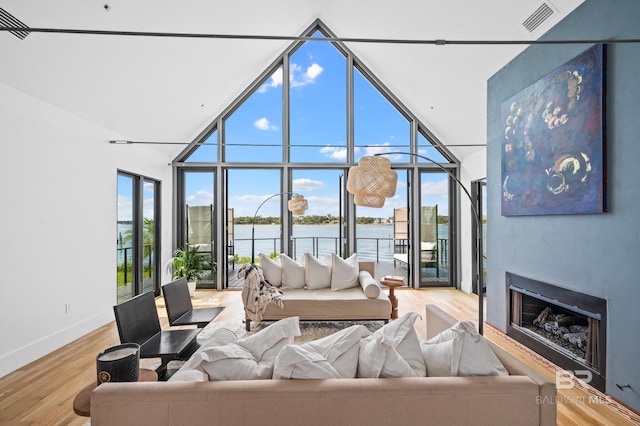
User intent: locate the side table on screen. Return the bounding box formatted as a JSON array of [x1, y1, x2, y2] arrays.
[[73, 368, 158, 417], [380, 278, 404, 319]]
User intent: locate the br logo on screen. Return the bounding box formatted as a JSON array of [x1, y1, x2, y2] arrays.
[[556, 369, 593, 390]]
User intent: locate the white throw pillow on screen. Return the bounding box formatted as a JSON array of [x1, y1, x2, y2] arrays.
[[358, 312, 426, 377], [273, 325, 371, 379], [330, 253, 359, 291], [280, 254, 306, 289], [304, 254, 332, 290], [272, 345, 342, 379], [259, 254, 282, 287], [358, 270, 380, 299], [420, 335, 463, 377], [358, 334, 418, 378], [423, 320, 508, 377], [196, 317, 301, 380], [169, 328, 239, 382]]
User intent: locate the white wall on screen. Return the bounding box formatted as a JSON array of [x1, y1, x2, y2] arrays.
[[0, 82, 174, 378]]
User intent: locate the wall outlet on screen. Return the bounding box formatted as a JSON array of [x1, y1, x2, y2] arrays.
[[65, 303, 72, 314]]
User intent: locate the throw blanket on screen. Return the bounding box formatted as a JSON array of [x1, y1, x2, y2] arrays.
[[238, 263, 284, 325]]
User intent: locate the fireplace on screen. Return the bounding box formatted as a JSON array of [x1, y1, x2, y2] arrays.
[[506, 272, 607, 392]]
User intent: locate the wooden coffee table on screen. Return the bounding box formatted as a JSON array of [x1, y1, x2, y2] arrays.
[[73, 368, 157, 417], [381, 278, 404, 319]]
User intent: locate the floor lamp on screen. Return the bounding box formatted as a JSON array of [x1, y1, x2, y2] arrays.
[[347, 152, 485, 334], [251, 192, 308, 262]]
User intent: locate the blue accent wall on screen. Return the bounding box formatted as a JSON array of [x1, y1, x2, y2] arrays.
[[487, 0, 640, 409]]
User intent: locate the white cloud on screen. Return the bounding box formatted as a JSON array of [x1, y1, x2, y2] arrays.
[[320, 145, 347, 160], [254, 117, 278, 131], [363, 143, 394, 157], [290, 62, 324, 88], [186, 190, 214, 204], [235, 194, 267, 203], [257, 62, 323, 92], [304, 196, 340, 215], [257, 68, 283, 93], [306, 63, 323, 80], [117, 195, 133, 221], [421, 179, 449, 198], [293, 178, 325, 192]]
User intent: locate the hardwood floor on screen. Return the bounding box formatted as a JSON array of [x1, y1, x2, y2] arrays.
[[0, 288, 638, 425]]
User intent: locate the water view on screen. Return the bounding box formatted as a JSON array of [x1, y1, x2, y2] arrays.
[[235, 223, 449, 262]]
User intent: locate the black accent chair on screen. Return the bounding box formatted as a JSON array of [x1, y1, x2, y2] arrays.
[[113, 291, 201, 379], [162, 277, 224, 328]]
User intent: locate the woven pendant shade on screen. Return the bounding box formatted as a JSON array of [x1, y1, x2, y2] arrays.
[[347, 156, 398, 208], [287, 194, 309, 215]]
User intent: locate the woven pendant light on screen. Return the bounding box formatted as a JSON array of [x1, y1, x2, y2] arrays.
[[287, 194, 309, 215], [347, 156, 398, 208]]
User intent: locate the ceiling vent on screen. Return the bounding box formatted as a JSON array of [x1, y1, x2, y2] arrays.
[[522, 3, 556, 34], [0, 7, 30, 40]]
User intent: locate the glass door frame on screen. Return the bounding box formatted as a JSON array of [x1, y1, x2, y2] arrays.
[[416, 168, 457, 288], [174, 167, 219, 289], [117, 170, 161, 300]]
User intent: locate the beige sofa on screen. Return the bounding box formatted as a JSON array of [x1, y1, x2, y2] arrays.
[[91, 304, 556, 426], [244, 261, 392, 330]]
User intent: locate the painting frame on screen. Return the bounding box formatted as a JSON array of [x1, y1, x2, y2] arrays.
[[501, 44, 606, 216]]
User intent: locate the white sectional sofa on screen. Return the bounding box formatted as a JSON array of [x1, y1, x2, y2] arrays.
[[91, 304, 557, 426], [242, 254, 392, 330]]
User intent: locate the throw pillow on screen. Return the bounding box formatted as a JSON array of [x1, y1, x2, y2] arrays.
[[280, 254, 306, 289], [304, 253, 332, 290], [423, 320, 508, 377], [273, 324, 371, 379], [196, 316, 301, 380], [358, 334, 418, 378], [169, 328, 239, 382], [330, 253, 359, 291], [358, 312, 426, 377], [420, 335, 463, 377], [259, 254, 282, 287], [272, 345, 342, 380], [358, 270, 380, 299]]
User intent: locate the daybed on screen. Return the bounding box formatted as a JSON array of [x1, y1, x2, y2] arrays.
[[91, 304, 556, 426], [241, 254, 392, 330]]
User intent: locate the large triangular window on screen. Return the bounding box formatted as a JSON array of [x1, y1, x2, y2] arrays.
[[290, 31, 347, 163], [180, 21, 451, 165]]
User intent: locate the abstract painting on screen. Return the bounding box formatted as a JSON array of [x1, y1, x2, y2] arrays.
[[501, 44, 606, 216]]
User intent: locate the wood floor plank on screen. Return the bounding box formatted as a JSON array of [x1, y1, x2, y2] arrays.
[[0, 287, 638, 425]]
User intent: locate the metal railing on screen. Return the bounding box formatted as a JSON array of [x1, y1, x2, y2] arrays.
[[232, 236, 448, 263], [117, 245, 154, 285]]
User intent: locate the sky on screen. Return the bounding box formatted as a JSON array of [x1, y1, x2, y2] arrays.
[[119, 34, 451, 222]]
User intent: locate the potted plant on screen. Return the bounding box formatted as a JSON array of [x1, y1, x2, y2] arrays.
[[166, 246, 216, 296]]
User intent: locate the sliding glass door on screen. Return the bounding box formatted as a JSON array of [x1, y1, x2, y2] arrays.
[[117, 171, 160, 303], [117, 174, 135, 301], [419, 171, 451, 287]]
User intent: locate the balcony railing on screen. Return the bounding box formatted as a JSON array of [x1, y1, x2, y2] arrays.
[[117, 245, 154, 285], [232, 236, 448, 264]]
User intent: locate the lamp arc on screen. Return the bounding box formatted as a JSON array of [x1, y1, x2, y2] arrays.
[[366, 152, 484, 334], [251, 192, 308, 262]]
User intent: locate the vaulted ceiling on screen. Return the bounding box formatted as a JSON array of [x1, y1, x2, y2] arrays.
[[0, 0, 583, 161]]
